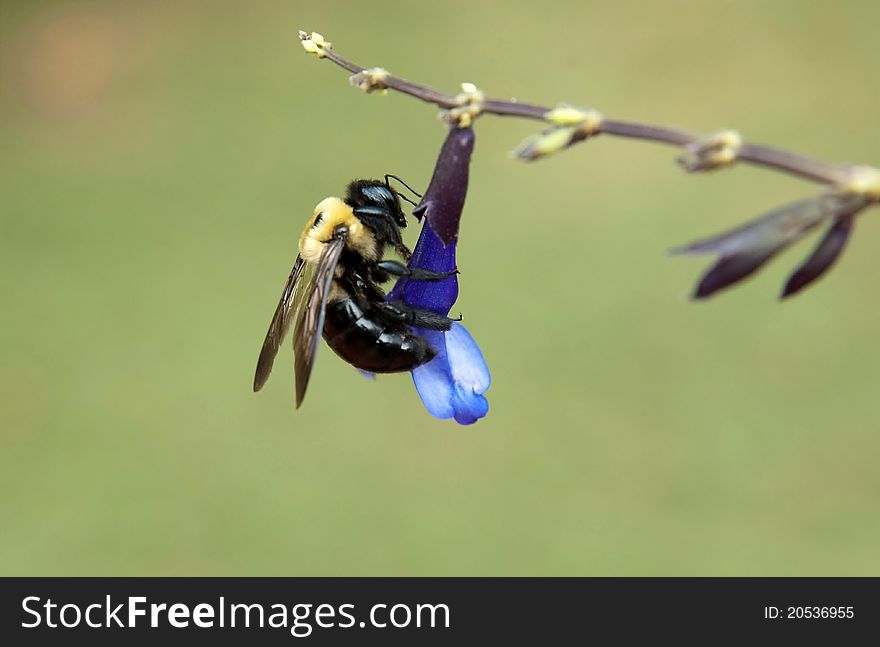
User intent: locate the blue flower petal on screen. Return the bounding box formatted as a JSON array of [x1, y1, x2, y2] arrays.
[[451, 382, 489, 425], [445, 322, 490, 392], [411, 324, 490, 425], [387, 225, 458, 315], [411, 331, 454, 419]]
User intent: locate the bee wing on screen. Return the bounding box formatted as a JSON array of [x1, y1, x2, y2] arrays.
[[253, 255, 308, 392], [293, 233, 346, 408]]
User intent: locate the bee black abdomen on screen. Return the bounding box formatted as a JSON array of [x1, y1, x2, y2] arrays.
[[323, 296, 436, 373]]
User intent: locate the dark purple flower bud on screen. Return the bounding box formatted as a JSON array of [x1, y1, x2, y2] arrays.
[[412, 127, 475, 246], [672, 194, 867, 299], [690, 252, 775, 300], [781, 215, 855, 299]]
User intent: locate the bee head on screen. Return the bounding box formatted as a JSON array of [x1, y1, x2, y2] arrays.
[[345, 179, 408, 229]]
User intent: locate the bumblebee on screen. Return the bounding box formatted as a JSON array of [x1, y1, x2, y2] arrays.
[[254, 177, 458, 407]]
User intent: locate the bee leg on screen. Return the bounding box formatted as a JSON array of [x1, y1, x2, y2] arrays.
[[376, 260, 458, 282], [392, 241, 412, 263], [378, 300, 456, 331]]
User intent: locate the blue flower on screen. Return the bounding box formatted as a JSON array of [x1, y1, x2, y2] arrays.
[[387, 126, 490, 425], [410, 324, 490, 425]]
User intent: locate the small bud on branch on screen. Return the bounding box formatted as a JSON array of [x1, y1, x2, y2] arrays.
[[297, 28, 862, 185], [298, 31, 331, 58], [443, 83, 485, 128], [512, 125, 595, 161], [838, 165, 880, 202], [678, 129, 743, 172], [350, 67, 389, 93]]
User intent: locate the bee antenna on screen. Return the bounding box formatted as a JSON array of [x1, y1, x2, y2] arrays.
[[384, 174, 423, 202], [397, 193, 419, 208]]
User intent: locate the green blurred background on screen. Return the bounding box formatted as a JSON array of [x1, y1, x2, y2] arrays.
[[2, 0, 878, 575]]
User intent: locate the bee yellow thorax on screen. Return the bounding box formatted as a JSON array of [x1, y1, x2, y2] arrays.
[[298, 196, 380, 264], [299, 197, 356, 263]]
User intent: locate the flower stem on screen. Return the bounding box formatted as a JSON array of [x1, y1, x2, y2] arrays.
[[299, 29, 854, 187]]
